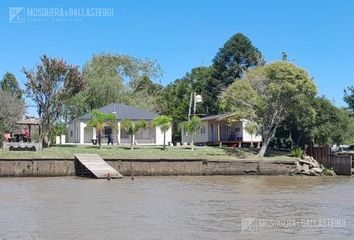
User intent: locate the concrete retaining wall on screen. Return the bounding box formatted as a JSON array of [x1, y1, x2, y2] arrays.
[[0, 158, 296, 177], [108, 159, 296, 176], [0, 159, 75, 177]]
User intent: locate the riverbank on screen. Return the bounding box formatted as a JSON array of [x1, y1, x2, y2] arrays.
[[0, 145, 294, 160], [0, 158, 297, 177]]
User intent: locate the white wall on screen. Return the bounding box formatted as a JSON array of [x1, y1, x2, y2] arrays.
[[181, 121, 209, 144], [68, 119, 80, 143], [68, 120, 172, 145], [242, 120, 262, 142], [155, 126, 172, 145]]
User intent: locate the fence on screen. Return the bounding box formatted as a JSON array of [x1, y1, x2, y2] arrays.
[[307, 145, 352, 176]]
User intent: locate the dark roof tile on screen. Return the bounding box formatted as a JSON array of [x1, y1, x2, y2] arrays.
[[79, 103, 158, 120]]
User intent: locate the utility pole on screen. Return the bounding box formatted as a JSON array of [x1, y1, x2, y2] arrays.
[[188, 92, 203, 121], [188, 92, 193, 121]]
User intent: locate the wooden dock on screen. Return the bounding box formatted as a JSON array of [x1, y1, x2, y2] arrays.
[[74, 154, 123, 179]]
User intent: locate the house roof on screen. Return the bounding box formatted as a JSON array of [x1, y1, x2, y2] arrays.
[[200, 113, 239, 121], [79, 103, 158, 121]]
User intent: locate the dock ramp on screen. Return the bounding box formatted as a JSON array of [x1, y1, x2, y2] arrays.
[[74, 154, 123, 179]]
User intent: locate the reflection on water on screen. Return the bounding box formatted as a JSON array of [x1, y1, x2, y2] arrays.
[[0, 176, 353, 240]]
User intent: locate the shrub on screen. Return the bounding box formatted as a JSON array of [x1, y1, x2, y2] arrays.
[[291, 147, 304, 158]]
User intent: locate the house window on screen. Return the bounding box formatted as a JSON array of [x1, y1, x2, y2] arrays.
[[70, 131, 73, 137], [235, 128, 240, 132], [136, 128, 151, 139], [200, 126, 206, 134]]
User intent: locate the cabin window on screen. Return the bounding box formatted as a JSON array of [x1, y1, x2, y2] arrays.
[[136, 128, 151, 139], [200, 126, 206, 134]]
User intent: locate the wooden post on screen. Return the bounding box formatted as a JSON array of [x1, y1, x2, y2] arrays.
[[117, 122, 121, 145], [217, 123, 221, 147], [217, 123, 220, 142]]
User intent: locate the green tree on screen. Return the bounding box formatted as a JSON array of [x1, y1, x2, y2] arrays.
[[311, 97, 352, 146], [121, 119, 146, 150], [205, 33, 264, 114], [0, 72, 23, 99], [152, 115, 173, 150], [181, 116, 201, 150], [0, 91, 25, 140], [126, 76, 163, 112], [87, 110, 116, 149], [212, 33, 264, 87], [23, 55, 83, 147], [78, 53, 162, 114], [244, 121, 258, 148], [344, 86, 354, 110], [220, 61, 317, 157], [159, 67, 212, 141], [49, 122, 68, 144]]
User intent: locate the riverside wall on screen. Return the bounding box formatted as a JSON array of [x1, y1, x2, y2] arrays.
[[0, 158, 296, 177]]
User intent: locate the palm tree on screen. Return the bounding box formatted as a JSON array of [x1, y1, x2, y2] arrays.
[[88, 110, 116, 149], [181, 116, 201, 150], [152, 115, 173, 150], [244, 121, 258, 148], [121, 119, 146, 150]]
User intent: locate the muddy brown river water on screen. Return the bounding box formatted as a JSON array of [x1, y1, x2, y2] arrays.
[[0, 176, 353, 240]]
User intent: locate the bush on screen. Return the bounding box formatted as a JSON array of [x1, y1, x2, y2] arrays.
[[291, 147, 304, 157]]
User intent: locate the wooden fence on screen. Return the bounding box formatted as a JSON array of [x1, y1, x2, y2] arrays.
[[307, 146, 352, 176]]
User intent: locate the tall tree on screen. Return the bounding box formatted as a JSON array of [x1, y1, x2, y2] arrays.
[[152, 115, 173, 150], [311, 97, 353, 146], [0, 72, 23, 99], [23, 55, 83, 147], [159, 78, 190, 142], [344, 86, 354, 110], [205, 33, 264, 114], [77, 53, 162, 116], [220, 61, 317, 157], [159, 67, 212, 141], [0, 91, 25, 139], [88, 110, 116, 149], [212, 33, 264, 87]]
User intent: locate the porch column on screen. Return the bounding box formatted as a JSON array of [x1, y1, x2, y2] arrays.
[[117, 122, 121, 145], [92, 128, 96, 140], [79, 122, 87, 144], [217, 123, 221, 147]]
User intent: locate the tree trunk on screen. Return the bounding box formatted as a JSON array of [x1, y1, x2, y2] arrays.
[[258, 134, 274, 157], [163, 131, 166, 150], [191, 134, 194, 151], [130, 134, 134, 150], [41, 125, 50, 148], [98, 131, 102, 149], [42, 132, 49, 148], [250, 135, 253, 148]]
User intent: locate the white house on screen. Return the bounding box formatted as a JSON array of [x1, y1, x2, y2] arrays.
[[181, 113, 262, 147], [68, 103, 172, 145]]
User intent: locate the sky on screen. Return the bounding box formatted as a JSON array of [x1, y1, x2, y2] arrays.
[[1, 0, 354, 115]]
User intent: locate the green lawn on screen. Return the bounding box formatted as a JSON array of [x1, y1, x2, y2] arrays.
[[0, 144, 295, 160]]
